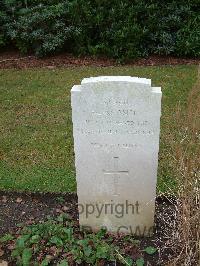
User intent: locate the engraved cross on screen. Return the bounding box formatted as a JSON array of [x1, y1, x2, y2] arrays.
[[103, 156, 129, 196]]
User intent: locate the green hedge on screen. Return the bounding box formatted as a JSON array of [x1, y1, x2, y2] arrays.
[[0, 0, 200, 60]]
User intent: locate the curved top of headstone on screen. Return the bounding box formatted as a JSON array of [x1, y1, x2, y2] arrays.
[[81, 76, 151, 85], [72, 76, 161, 95]]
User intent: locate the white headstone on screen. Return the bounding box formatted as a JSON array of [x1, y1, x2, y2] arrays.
[[71, 76, 162, 236]]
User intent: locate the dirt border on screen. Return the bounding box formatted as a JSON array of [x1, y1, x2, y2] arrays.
[[0, 51, 199, 69]]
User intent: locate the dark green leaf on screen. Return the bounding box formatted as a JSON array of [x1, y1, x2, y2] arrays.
[[30, 235, 40, 244], [50, 236, 63, 247], [57, 259, 69, 266], [0, 233, 14, 243], [11, 249, 20, 258], [124, 256, 133, 265], [16, 234, 30, 249], [144, 246, 157, 255], [136, 258, 144, 266], [96, 246, 108, 258], [63, 227, 73, 239], [83, 246, 92, 257], [22, 248, 32, 266], [41, 258, 50, 266], [96, 228, 107, 238]]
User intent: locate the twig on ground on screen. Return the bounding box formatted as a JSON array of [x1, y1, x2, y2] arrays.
[[0, 56, 36, 64]]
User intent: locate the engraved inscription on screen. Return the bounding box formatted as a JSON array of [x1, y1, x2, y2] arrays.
[[83, 109, 136, 117], [103, 157, 129, 196], [76, 128, 154, 135], [104, 98, 129, 106], [91, 143, 138, 149], [79, 101, 152, 136], [85, 120, 148, 126]]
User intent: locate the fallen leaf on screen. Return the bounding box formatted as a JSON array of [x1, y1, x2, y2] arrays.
[[16, 197, 23, 203], [46, 255, 53, 260], [37, 253, 43, 262], [46, 66, 55, 69], [49, 246, 59, 255], [0, 261, 8, 266], [62, 206, 69, 211], [56, 208, 62, 213], [7, 244, 15, 250], [1, 196, 7, 203], [0, 248, 4, 257]]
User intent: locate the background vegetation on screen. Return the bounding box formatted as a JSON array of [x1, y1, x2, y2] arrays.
[[0, 0, 200, 61]]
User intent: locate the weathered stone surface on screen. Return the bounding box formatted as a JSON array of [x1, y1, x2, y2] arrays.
[[71, 76, 162, 236]]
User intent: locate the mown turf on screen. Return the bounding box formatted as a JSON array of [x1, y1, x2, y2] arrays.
[[0, 66, 198, 192]]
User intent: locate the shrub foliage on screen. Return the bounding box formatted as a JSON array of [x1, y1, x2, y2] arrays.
[[0, 0, 200, 59]]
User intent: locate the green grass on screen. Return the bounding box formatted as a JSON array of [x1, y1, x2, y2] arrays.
[[0, 66, 198, 193]]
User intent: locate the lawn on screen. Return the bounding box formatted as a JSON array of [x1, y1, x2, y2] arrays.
[[0, 65, 198, 193]]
